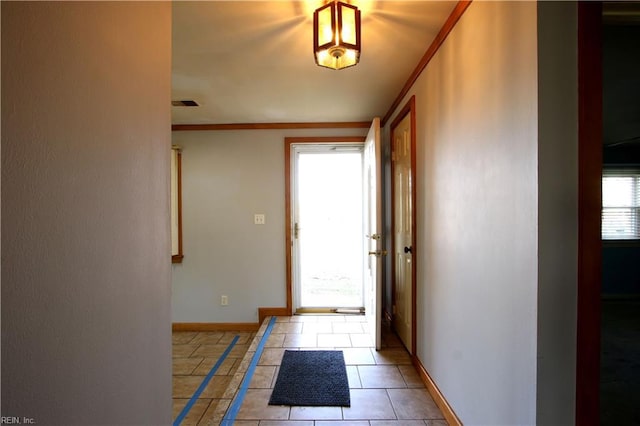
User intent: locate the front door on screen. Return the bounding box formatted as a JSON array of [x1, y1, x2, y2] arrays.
[[363, 118, 383, 350]]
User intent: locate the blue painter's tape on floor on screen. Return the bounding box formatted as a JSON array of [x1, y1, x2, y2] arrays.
[[222, 316, 277, 425], [173, 335, 240, 426]]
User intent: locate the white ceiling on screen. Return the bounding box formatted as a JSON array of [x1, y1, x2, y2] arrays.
[[172, 1, 457, 125]]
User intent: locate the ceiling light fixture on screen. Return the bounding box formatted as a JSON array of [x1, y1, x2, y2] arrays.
[[313, 1, 361, 70]]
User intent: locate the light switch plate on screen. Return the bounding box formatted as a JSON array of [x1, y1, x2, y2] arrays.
[[254, 214, 266, 225]]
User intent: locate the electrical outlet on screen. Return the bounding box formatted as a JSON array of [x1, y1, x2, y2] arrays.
[[221, 295, 229, 306], [254, 214, 266, 225]]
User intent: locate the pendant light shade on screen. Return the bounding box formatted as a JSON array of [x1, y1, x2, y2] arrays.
[[313, 1, 361, 70]]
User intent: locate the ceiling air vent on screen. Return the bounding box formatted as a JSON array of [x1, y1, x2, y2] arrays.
[[171, 100, 199, 107]]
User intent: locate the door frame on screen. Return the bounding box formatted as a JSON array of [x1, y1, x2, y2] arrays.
[[576, 2, 602, 424], [389, 96, 417, 356], [284, 136, 366, 315]]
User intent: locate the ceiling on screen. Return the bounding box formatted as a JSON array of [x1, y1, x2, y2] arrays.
[[603, 6, 640, 151], [171, 1, 457, 125]]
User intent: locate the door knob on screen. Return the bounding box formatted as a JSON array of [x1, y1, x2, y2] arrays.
[[404, 246, 412, 254], [368, 250, 388, 257]]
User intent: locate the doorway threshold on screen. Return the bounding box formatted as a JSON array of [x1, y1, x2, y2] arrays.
[[295, 307, 365, 315]]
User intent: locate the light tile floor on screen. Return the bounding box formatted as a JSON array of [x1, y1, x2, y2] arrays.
[[172, 330, 256, 425], [172, 315, 448, 425]]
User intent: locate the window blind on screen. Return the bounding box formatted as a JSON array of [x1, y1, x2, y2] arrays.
[[602, 168, 640, 239]]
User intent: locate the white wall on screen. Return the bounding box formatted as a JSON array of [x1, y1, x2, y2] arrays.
[[172, 128, 366, 323], [2, 2, 172, 424], [385, 2, 540, 424]]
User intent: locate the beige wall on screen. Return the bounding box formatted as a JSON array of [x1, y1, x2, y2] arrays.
[[536, 2, 578, 424], [382, 2, 580, 423], [172, 128, 367, 323], [2, 2, 172, 423], [385, 1, 540, 424], [421, 2, 538, 422]]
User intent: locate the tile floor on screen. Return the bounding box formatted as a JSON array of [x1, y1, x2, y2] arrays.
[[172, 315, 447, 425], [172, 330, 256, 425]]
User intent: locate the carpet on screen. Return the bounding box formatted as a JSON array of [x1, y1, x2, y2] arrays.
[[268, 350, 350, 406], [600, 299, 640, 425]]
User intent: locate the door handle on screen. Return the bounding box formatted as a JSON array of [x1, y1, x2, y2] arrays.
[[368, 250, 388, 257], [404, 246, 412, 254]]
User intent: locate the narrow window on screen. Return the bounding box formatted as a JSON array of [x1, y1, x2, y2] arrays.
[[171, 146, 184, 262]]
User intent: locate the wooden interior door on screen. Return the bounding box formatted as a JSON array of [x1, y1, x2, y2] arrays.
[[392, 112, 413, 351]]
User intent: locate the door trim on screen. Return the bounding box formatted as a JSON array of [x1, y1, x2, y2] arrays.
[[382, 1, 472, 126], [284, 136, 367, 315], [389, 96, 417, 356], [576, 2, 602, 424]]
